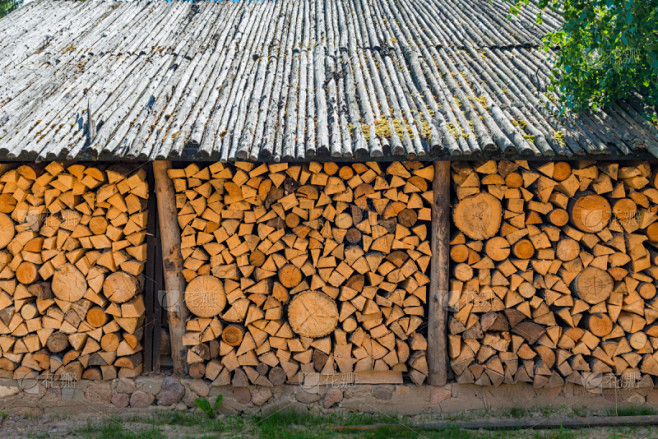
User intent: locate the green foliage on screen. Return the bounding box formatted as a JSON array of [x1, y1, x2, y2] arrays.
[[72, 410, 657, 439], [194, 394, 223, 419], [77, 416, 165, 439], [0, 0, 20, 19], [606, 405, 656, 417], [509, 0, 658, 112]]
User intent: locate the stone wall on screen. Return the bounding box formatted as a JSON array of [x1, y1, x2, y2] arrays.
[[1, 376, 657, 416]]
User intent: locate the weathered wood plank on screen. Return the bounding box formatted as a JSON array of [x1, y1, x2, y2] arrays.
[[428, 161, 450, 386], [153, 160, 188, 375]]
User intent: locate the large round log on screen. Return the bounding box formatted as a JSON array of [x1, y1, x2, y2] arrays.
[[0, 213, 14, 249], [52, 263, 87, 302], [575, 267, 613, 305], [184, 275, 226, 318], [288, 291, 339, 338], [453, 193, 502, 240], [103, 272, 140, 303], [570, 194, 611, 233]]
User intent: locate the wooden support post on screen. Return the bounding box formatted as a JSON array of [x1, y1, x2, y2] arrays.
[[428, 161, 450, 386], [153, 161, 188, 375]]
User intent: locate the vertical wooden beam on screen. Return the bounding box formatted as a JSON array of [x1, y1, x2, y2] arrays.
[[153, 161, 188, 375], [428, 161, 451, 386]]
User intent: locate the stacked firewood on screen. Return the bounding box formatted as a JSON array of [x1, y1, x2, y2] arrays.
[[0, 163, 148, 381], [449, 160, 658, 388], [170, 161, 433, 385]]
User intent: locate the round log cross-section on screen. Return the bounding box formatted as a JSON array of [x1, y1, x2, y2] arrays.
[[575, 266, 613, 304], [184, 275, 226, 318], [103, 272, 140, 303], [46, 332, 70, 353], [287, 291, 339, 338], [52, 263, 87, 302], [0, 213, 15, 249], [279, 264, 302, 289], [647, 222, 658, 242], [570, 194, 611, 233], [556, 238, 580, 261], [587, 314, 612, 337], [86, 307, 108, 328], [453, 193, 502, 240], [16, 261, 38, 285], [485, 237, 511, 261], [222, 325, 244, 346], [397, 209, 418, 228], [512, 239, 535, 259]]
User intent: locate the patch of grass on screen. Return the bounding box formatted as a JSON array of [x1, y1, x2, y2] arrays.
[[122, 410, 225, 431], [529, 427, 578, 439], [509, 407, 528, 418], [72, 409, 629, 439], [606, 406, 656, 417], [76, 417, 165, 439], [569, 406, 588, 418]]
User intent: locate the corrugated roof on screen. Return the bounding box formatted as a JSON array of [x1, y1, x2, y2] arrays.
[[0, 0, 657, 161]]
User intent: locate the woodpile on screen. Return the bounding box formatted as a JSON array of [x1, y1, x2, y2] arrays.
[[0, 163, 149, 382], [169, 161, 433, 385], [449, 160, 658, 388]]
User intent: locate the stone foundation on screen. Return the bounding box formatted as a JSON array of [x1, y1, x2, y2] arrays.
[[1, 376, 657, 416]]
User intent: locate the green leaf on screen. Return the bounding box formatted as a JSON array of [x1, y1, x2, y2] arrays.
[[195, 397, 214, 418], [213, 394, 223, 412]]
